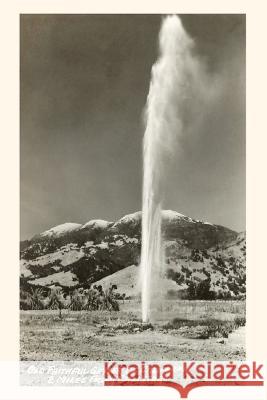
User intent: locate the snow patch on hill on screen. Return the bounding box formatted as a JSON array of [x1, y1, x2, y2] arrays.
[[113, 212, 142, 226], [162, 210, 214, 226], [82, 219, 112, 229], [162, 210, 188, 220], [40, 223, 82, 237]]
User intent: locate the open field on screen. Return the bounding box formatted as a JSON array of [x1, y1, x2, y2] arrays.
[[20, 300, 245, 361]]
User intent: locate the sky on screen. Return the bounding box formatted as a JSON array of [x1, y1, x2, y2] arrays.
[[20, 14, 245, 240]]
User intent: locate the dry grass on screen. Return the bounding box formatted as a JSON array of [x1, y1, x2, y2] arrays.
[[120, 299, 245, 323], [20, 299, 246, 361]]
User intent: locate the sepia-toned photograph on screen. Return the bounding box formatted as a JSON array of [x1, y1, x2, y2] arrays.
[[20, 14, 246, 361]]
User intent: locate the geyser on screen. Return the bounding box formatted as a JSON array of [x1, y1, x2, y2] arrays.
[[140, 15, 200, 323]]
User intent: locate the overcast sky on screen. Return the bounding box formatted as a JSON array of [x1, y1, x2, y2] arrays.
[[20, 14, 245, 240]]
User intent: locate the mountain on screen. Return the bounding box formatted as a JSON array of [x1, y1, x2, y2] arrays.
[[20, 210, 245, 299]]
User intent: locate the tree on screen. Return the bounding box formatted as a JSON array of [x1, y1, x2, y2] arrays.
[[46, 289, 65, 317]]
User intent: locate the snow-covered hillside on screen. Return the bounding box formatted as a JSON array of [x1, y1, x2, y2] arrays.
[[20, 210, 245, 299], [40, 223, 82, 238]]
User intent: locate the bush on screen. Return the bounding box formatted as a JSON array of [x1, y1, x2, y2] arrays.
[[166, 269, 184, 285], [164, 316, 246, 339], [187, 279, 216, 300], [20, 287, 45, 310]]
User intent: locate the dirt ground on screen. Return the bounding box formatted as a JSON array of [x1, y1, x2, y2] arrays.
[[20, 300, 246, 361]]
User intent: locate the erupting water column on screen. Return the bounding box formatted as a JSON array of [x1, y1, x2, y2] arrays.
[[140, 15, 195, 323]]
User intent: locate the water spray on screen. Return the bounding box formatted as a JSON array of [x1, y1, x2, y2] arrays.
[[140, 15, 197, 322]]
